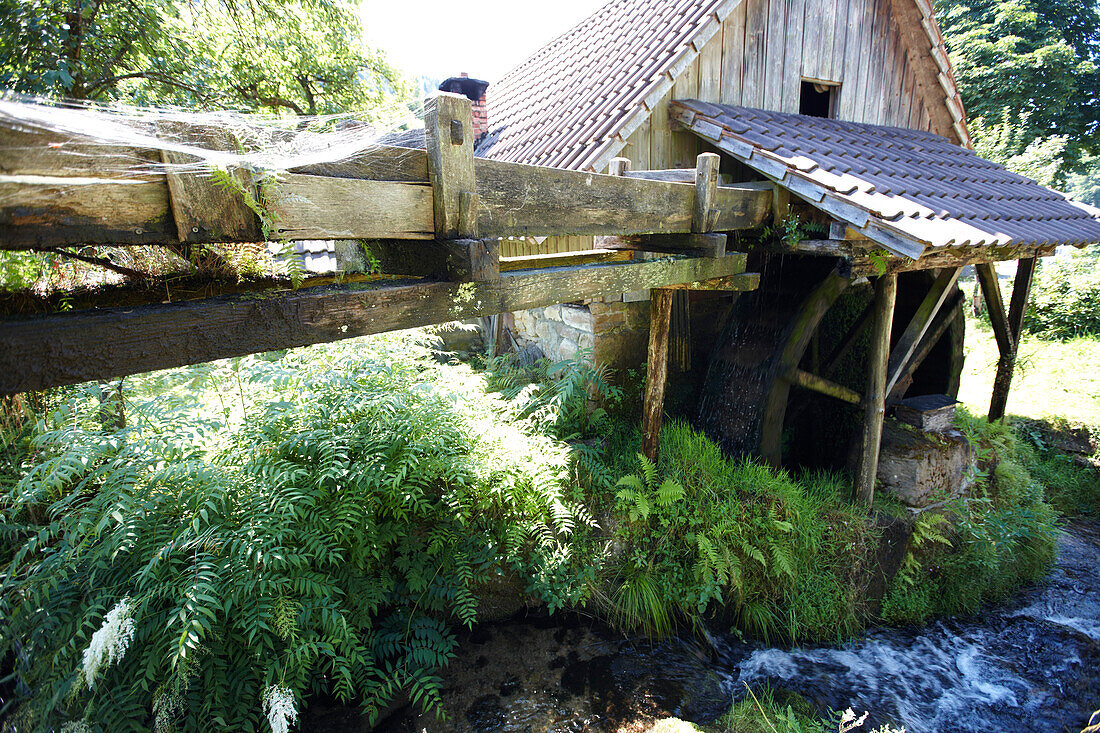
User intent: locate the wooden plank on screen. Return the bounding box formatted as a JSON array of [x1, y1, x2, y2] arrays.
[[671, 58, 701, 169], [698, 31, 724, 103], [819, 0, 838, 82], [158, 123, 260, 243], [649, 91, 671, 168], [642, 288, 675, 462], [267, 174, 434, 240], [850, 243, 1057, 276], [475, 158, 694, 237], [975, 262, 1014, 356], [694, 152, 721, 232], [989, 257, 1037, 421], [425, 92, 477, 239], [500, 249, 632, 271], [836, 0, 865, 119], [627, 116, 652, 171], [0, 254, 754, 394], [802, 0, 824, 82], [721, 1, 747, 105], [660, 272, 760, 291], [884, 266, 960, 395], [599, 233, 728, 258], [782, 0, 808, 113], [830, 0, 851, 89], [784, 366, 863, 405], [363, 238, 500, 282], [0, 174, 176, 248], [714, 183, 774, 229], [763, 0, 788, 109], [854, 272, 897, 506], [743, 0, 769, 108], [625, 169, 696, 183]]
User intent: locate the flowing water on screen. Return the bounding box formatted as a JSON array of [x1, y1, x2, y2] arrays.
[[357, 520, 1099, 733]]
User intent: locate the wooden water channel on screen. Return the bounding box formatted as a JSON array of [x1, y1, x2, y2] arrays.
[[0, 93, 1040, 503]]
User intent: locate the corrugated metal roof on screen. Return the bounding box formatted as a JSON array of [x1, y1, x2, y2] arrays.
[[674, 100, 1100, 256]]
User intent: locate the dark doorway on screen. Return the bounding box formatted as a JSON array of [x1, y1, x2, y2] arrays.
[[799, 81, 836, 118]]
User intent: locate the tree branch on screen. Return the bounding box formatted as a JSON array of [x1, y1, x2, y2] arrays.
[[46, 249, 151, 281]]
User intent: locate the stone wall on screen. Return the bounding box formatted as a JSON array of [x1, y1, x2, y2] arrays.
[[509, 295, 650, 370]]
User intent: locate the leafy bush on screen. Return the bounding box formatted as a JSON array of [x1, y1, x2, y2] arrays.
[[0, 336, 590, 731], [1024, 251, 1100, 339], [881, 409, 1058, 625], [589, 421, 878, 643]]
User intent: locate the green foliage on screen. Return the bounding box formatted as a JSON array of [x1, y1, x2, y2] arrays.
[[0, 0, 411, 116], [588, 422, 876, 643], [0, 335, 589, 731], [937, 0, 1100, 179], [760, 215, 829, 249], [481, 348, 623, 441], [1024, 251, 1100, 339], [1012, 419, 1100, 516], [881, 408, 1059, 625]]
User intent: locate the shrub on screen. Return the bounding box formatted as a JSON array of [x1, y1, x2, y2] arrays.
[[1024, 251, 1100, 339], [881, 409, 1058, 625], [590, 421, 877, 643], [0, 336, 590, 731]]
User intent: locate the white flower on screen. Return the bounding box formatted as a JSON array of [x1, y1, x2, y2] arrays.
[[839, 708, 870, 732], [82, 597, 136, 688], [263, 685, 298, 733]]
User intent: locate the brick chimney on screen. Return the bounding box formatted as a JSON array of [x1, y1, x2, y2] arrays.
[[438, 73, 490, 141]]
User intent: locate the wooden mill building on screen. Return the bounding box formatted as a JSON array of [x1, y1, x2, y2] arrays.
[[463, 0, 1100, 488]]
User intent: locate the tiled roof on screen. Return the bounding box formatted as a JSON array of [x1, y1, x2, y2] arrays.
[[476, 0, 738, 171], [477, 0, 970, 171], [673, 100, 1100, 257]]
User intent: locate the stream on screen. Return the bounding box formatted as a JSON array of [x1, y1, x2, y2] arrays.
[[333, 519, 1099, 733]]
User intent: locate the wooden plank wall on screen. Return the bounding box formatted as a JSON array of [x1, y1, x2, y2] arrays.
[[620, 0, 930, 174]]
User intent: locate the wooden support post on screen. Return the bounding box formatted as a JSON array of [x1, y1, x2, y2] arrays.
[[773, 186, 791, 225], [608, 157, 632, 176], [975, 263, 1014, 356], [642, 288, 675, 463], [884, 267, 960, 395], [988, 257, 1037, 421], [424, 92, 495, 281], [693, 152, 720, 233], [426, 92, 477, 239], [887, 293, 964, 402], [854, 273, 897, 507]]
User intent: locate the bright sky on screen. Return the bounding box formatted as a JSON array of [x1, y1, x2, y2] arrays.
[[360, 0, 606, 84]]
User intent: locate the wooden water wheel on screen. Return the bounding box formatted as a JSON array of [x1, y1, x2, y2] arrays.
[[695, 256, 965, 472]]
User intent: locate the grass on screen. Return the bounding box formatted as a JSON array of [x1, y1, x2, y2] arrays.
[[959, 313, 1100, 429]]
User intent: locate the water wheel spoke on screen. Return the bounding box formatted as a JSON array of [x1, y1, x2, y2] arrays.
[[782, 367, 863, 405]]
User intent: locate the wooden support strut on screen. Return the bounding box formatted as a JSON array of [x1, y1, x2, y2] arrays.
[[642, 288, 675, 463], [988, 257, 1037, 422], [425, 92, 499, 281], [854, 273, 898, 507], [884, 267, 961, 396]]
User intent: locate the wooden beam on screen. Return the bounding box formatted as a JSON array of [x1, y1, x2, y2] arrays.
[[884, 267, 960, 395], [0, 254, 752, 394], [975, 262, 1014, 356], [989, 256, 1037, 421], [659, 272, 760, 291], [597, 232, 727, 258], [608, 157, 631, 176], [425, 92, 477, 240], [363, 238, 500, 282], [642, 288, 675, 462], [854, 273, 897, 507], [268, 174, 434, 240], [783, 366, 863, 405], [773, 185, 791, 225], [693, 152, 721, 233], [500, 249, 632, 271], [160, 131, 260, 243], [887, 292, 963, 402]]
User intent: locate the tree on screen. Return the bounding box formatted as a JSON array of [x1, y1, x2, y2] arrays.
[[936, 0, 1100, 177], [0, 0, 410, 116]]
